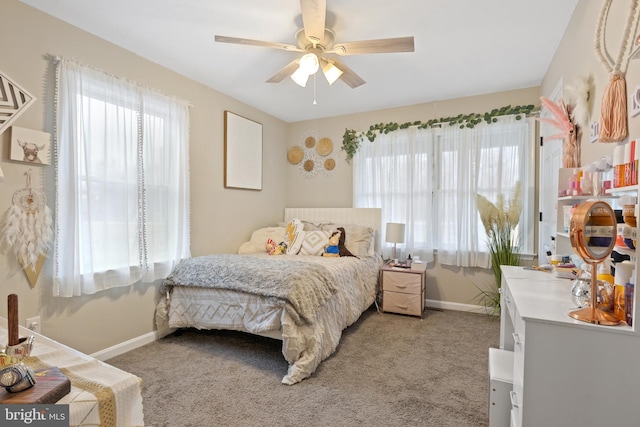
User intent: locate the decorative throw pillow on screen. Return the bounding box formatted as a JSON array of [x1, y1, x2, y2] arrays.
[[301, 220, 329, 231], [299, 230, 330, 255], [238, 227, 286, 254], [285, 218, 305, 255]]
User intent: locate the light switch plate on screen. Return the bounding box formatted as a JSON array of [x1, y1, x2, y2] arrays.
[[631, 85, 640, 118], [25, 316, 41, 333], [590, 121, 599, 143]]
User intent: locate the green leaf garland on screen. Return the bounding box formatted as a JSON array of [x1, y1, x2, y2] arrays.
[[341, 104, 536, 163]]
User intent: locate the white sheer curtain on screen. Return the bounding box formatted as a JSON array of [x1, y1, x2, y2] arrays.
[[354, 115, 533, 268], [436, 123, 488, 267], [53, 58, 190, 296], [353, 127, 436, 263]]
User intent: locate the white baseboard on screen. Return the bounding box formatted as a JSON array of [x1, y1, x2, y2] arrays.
[[90, 331, 158, 362], [425, 299, 491, 314]]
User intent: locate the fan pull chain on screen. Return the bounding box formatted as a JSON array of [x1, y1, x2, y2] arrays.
[[313, 73, 317, 105]]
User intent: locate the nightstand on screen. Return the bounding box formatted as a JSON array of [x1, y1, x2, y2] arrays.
[[380, 265, 426, 318]]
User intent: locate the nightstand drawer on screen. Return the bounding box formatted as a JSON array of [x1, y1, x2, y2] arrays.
[[382, 271, 422, 294], [383, 290, 422, 316]]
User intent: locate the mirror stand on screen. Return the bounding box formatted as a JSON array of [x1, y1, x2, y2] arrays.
[[568, 200, 621, 326]]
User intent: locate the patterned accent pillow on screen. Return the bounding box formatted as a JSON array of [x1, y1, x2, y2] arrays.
[[285, 218, 305, 255], [299, 230, 331, 256]]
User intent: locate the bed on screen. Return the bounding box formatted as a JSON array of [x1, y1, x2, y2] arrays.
[[155, 208, 382, 385]]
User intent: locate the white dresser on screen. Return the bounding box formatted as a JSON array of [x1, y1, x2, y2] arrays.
[[499, 266, 640, 426]]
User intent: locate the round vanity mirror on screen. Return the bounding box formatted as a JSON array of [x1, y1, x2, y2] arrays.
[[568, 200, 620, 325]]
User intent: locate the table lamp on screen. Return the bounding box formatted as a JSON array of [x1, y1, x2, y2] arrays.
[[385, 222, 405, 260]]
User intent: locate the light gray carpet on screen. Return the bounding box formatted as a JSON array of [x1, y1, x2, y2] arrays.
[[107, 307, 500, 427]]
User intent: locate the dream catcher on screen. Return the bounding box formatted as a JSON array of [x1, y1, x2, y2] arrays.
[[1, 170, 53, 287]]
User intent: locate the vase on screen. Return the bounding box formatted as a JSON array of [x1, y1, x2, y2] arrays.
[[571, 275, 614, 311]]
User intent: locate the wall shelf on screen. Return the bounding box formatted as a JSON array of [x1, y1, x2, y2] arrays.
[[607, 184, 639, 195]]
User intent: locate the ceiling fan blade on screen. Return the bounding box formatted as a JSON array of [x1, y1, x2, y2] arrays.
[[215, 35, 302, 52], [329, 36, 415, 55], [266, 59, 300, 83], [300, 0, 326, 45], [330, 58, 366, 88]]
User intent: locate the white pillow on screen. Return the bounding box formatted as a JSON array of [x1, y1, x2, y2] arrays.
[[238, 227, 286, 254], [299, 230, 331, 256]]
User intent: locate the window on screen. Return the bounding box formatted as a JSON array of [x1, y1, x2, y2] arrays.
[[53, 58, 190, 296], [354, 115, 534, 268]]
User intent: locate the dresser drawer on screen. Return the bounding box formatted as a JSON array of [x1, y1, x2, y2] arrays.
[[383, 290, 422, 316], [511, 308, 525, 426], [382, 271, 422, 294]]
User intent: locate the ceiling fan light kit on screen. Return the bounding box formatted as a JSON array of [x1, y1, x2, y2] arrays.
[[290, 53, 320, 87], [290, 53, 343, 87], [214, 0, 414, 90]]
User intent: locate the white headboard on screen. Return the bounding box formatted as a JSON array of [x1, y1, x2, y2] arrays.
[[284, 207, 382, 253]]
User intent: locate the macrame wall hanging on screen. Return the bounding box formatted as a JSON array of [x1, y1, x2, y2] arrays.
[[594, 0, 640, 142], [1, 170, 53, 287]]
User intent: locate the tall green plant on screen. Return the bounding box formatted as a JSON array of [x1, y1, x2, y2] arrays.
[[476, 182, 523, 314]]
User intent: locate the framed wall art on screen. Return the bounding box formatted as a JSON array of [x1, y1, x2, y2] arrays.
[[224, 111, 263, 190], [10, 126, 51, 165], [0, 70, 36, 136]]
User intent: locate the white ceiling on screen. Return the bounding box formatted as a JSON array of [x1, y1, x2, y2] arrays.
[[22, 0, 579, 123]]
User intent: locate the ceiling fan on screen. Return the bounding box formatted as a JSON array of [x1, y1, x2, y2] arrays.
[[214, 0, 414, 89]]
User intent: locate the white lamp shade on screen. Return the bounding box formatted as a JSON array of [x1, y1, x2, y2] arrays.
[[291, 67, 310, 87], [299, 53, 319, 74], [385, 222, 405, 244], [321, 60, 343, 85]]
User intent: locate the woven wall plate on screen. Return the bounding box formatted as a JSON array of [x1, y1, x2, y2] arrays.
[[324, 158, 336, 171], [305, 136, 316, 148], [316, 137, 333, 156], [303, 159, 315, 172], [287, 146, 304, 164]]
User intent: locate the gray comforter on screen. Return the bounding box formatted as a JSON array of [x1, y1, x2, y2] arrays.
[[162, 254, 338, 325]]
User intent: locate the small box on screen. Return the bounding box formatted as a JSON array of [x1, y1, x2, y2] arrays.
[[488, 348, 513, 427], [410, 261, 426, 271]]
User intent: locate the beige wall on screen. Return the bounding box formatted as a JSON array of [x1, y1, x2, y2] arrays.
[[1, 0, 629, 354], [1, 0, 288, 354]]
